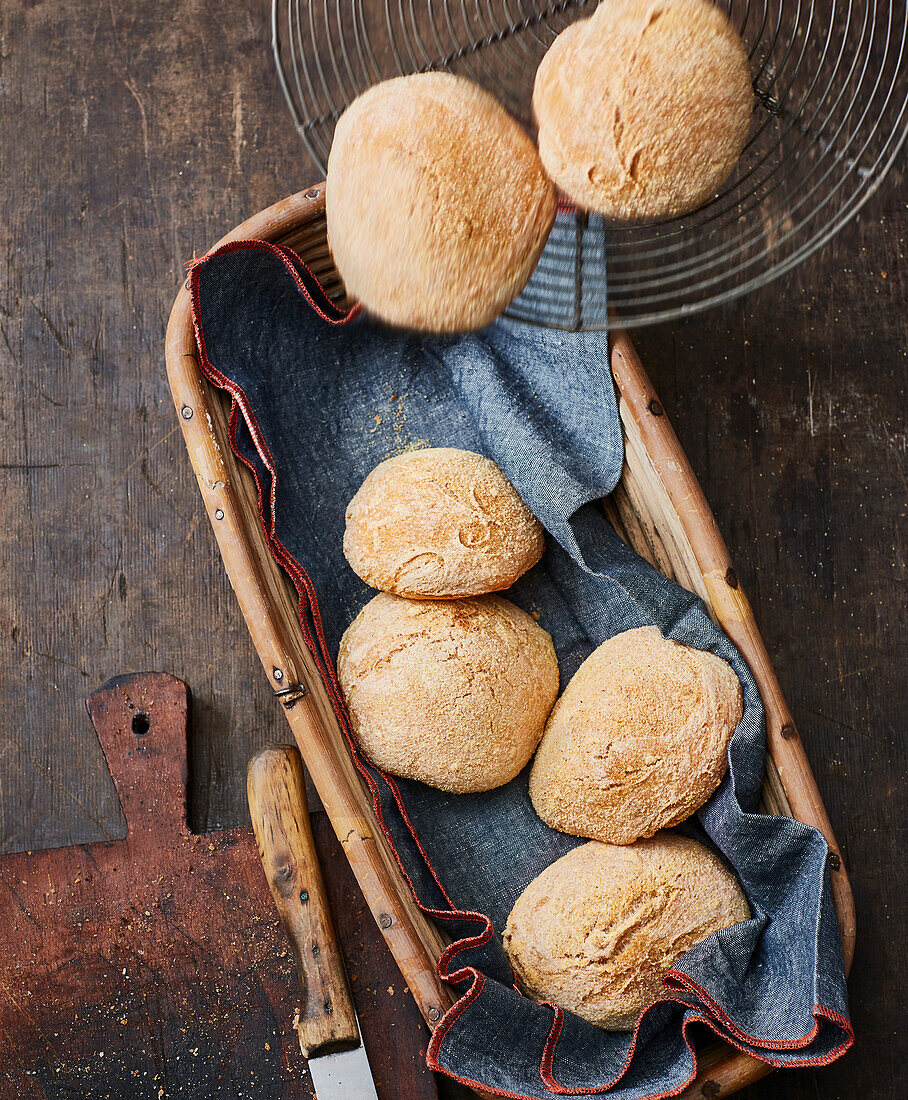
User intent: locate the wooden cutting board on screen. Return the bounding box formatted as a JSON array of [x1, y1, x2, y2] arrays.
[[0, 672, 438, 1100]]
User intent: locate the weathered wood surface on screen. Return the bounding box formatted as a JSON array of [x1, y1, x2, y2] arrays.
[[0, 673, 439, 1099], [0, 2, 903, 1098], [0, 671, 309, 1098]]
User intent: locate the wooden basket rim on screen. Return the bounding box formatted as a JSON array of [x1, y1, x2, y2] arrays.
[[165, 186, 855, 1100]]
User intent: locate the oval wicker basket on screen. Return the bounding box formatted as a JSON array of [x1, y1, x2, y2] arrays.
[[165, 186, 855, 1100]]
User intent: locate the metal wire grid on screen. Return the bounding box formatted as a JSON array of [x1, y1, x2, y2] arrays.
[[274, 0, 908, 329]]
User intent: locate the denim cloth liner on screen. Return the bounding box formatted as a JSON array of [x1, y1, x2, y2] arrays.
[[188, 241, 852, 1098]]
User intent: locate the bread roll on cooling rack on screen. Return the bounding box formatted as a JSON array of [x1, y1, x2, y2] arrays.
[[327, 72, 556, 332], [533, 0, 754, 220]]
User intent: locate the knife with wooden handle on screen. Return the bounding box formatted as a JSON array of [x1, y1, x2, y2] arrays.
[[248, 745, 379, 1100]]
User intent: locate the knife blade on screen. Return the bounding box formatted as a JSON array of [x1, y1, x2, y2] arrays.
[[306, 1034, 379, 1100], [248, 744, 379, 1100]]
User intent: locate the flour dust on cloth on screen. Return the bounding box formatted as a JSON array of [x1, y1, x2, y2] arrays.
[[188, 241, 852, 1098]]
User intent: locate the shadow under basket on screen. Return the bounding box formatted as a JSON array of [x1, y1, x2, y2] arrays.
[[165, 185, 855, 1100]]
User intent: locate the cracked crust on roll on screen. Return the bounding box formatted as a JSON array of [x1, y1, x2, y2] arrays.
[[529, 626, 743, 844], [533, 0, 754, 220], [337, 593, 559, 793], [502, 834, 751, 1030], [326, 72, 556, 332], [343, 448, 545, 598]]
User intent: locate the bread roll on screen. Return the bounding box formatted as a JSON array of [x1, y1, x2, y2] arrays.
[[503, 834, 750, 1030], [343, 448, 545, 598], [533, 0, 754, 220], [326, 73, 556, 332], [337, 593, 559, 792], [529, 627, 742, 843]]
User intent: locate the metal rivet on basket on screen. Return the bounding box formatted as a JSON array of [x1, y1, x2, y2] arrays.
[[648, 399, 663, 417], [724, 568, 739, 589], [780, 722, 798, 740], [829, 853, 841, 872], [378, 913, 393, 930], [305, 188, 320, 199], [214, 508, 224, 521], [181, 405, 193, 420], [273, 668, 284, 682], [427, 1007, 442, 1023]]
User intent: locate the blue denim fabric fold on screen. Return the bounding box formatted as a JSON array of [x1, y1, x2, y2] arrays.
[[188, 241, 852, 1098]]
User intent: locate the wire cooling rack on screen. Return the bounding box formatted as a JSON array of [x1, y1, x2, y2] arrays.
[[273, 0, 907, 329]]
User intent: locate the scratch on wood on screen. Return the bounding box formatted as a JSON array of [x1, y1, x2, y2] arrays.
[[0, 973, 40, 1027], [807, 366, 816, 437], [0, 463, 68, 470], [123, 511, 160, 556], [123, 77, 160, 221], [232, 74, 244, 176], [71, 425, 180, 519], [31, 301, 71, 356], [7, 743, 113, 841], [0, 316, 21, 368], [181, 514, 201, 547], [99, 544, 125, 616], [2, 884, 41, 931], [35, 651, 90, 677], [820, 664, 879, 685]]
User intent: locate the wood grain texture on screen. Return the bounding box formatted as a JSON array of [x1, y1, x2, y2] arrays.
[[247, 746, 360, 1059], [0, 672, 311, 1099], [0, 1, 904, 1098], [0, 674, 439, 1100]]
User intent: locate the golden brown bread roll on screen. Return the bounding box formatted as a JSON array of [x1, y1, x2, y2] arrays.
[[502, 834, 750, 1030], [343, 448, 545, 598], [337, 593, 559, 792], [533, 0, 754, 220], [326, 73, 557, 332], [529, 627, 742, 843]]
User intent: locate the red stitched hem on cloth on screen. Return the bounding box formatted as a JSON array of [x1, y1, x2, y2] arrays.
[[187, 239, 852, 1098], [438, 1001, 706, 1100], [664, 971, 854, 1059]]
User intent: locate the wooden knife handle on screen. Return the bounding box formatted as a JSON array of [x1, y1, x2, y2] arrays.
[[247, 745, 359, 1059]]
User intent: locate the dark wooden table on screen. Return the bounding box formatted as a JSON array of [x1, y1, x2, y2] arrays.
[[0, 2, 904, 1098]]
